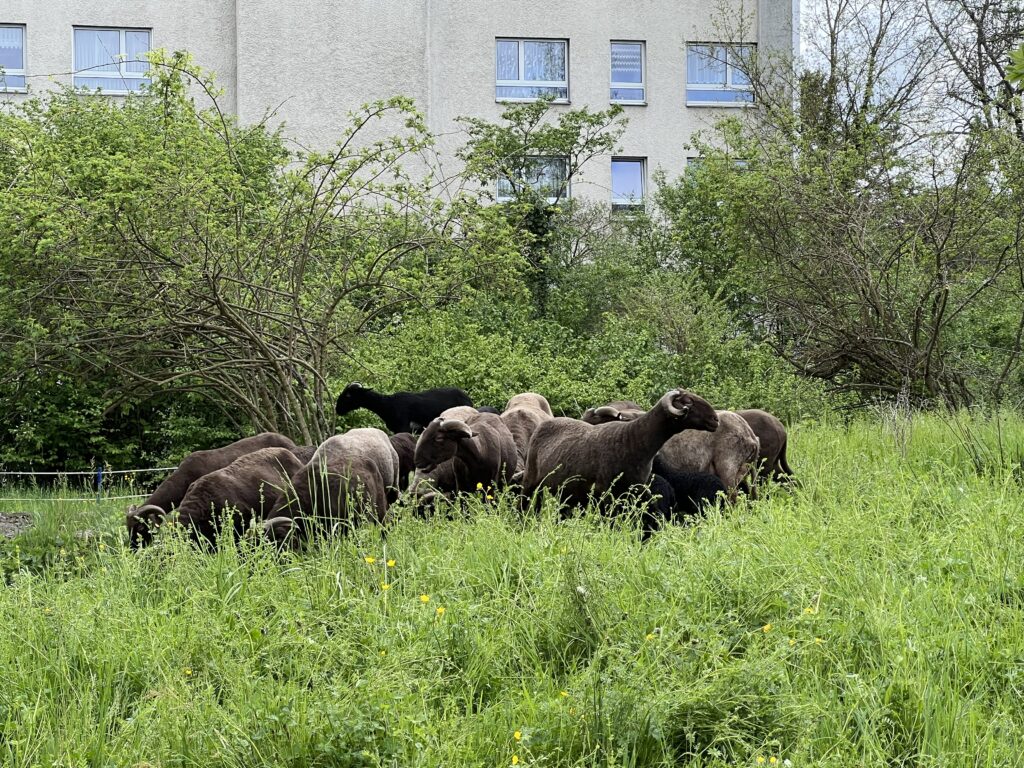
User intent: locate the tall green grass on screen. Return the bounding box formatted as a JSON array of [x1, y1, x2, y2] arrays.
[[1, 412, 1023, 767]]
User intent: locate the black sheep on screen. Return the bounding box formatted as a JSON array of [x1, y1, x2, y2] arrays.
[[334, 383, 473, 433], [652, 455, 726, 519]]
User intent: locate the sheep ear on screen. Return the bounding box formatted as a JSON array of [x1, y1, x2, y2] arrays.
[[438, 419, 475, 440], [347, 381, 363, 390], [594, 405, 622, 420]]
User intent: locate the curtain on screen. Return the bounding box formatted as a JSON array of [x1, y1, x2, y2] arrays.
[[523, 41, 565, 82], [125, 30, 151, 73], [74, 29, 119, 73], [496, 40, 518, 80], [687, 45, 726, 85], [0, 26, 23, 70], [611, 42, 642, 84]]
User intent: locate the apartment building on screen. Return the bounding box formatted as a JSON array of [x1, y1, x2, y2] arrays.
[[1, 1, 798, 206]]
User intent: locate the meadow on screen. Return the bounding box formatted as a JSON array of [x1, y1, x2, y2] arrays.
[[1, 411, 1023, 767]]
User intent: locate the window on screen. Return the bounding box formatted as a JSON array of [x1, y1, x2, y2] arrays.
[[73, 27, 151, 93], [686, 43, 754, 106], [610, 41, 644, 103], [0, 25, 26, 92], [496, 157, 569, 202], [496, 39, 568, 101], [611, 158, 645, 209]]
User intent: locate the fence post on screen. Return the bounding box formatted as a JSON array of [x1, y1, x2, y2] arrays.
[[96, 465, 103, 503]]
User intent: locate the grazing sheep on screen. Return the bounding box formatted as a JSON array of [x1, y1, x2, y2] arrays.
[[736, 409, 794, 483], [334, 383, 473, 433], [413, 411, 518, 495], [658, 411, 760, 501], [169, 447, 305, 547], [126, 432, 298, 548], [501, 392, 554, 473], [264, 428, 399, 546], [389, 432, 417, 491], [523, 389, 719, 507], [580, 400, 644, 425]]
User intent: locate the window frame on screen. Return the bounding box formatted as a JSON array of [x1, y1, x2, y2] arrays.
[[685, 42, 755, 108], [610, 156, 646, 211], [495, 156, 570, 204], [495, 37, 569, 103], [0, 24, 27, 93], [609, 40, 646, 105], [72, 26, 152, 95]]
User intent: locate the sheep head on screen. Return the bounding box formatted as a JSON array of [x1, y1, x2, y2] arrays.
[[125, 503, 167, 549], [335, 381, 367, 416], [661, 390, 719, 432], [414, 417, 477, 473], [582, 402, 646, 425]]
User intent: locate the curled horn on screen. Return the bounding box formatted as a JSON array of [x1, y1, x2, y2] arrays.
[[438, 419, 476, 439], [594, 405, 622, 421], [664, 389, 692, 417]]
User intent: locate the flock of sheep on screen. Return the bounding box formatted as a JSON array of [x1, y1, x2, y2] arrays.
[[125, 383, 794, 547]]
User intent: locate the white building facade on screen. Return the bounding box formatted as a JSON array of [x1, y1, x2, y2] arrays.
[[1, 0, 797, 205]]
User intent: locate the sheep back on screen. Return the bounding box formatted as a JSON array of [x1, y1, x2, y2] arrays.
[[173, 447, 304, 546], [271, 428, 399, 536]]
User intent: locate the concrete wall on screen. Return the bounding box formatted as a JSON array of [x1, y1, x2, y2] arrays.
[[1, 0, 796, 204], [2, 0, 237, 111]]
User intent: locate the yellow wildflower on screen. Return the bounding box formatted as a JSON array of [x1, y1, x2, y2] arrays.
[[815, 637, 824, 645], [788, 638, 796, 647], [436, 606, 446, 617], [476, 482, 484, 491], [380, 582, 391, 591], [560, 690, 569, 698], [757, 758, 766, 766], [486, 494, 494, 501], [184, 668, 193, 676], [387, 559, 396, 567], [420, 594, 430, 603], [364, 556, 376, 564], [804, 606, 815, 615], [646, 633, 656, 641], [770, 758, 778, 765], [512, 756, 520, 766], [380, 650, 386, 656], [514, 730, 522, 741], [762, 623, 772, 633]]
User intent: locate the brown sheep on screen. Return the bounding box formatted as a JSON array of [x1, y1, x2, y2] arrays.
[[169, 447, 305, 547], [657, 411, 760, 501], [501, 392, 554, 474], [523, 389, 719, 507], [126, 432, 298, 548], [736, 408, 794, 484], [389, 432, 418, 491], [264, 428, 399, 546], [413, 411, 518, 496]]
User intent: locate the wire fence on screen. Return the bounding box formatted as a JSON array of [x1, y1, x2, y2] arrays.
[[0, 465, 177, 504]]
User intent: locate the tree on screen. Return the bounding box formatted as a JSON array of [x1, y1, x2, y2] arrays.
[[456, 98, 627, 316], [0, 53, 521, 458]]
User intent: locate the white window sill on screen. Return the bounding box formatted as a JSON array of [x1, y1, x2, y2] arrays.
[[496, 98, 570, 105], [0, 88, 28, 94], [611, 100, 646, 106], [686, 101, 754, 108]]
